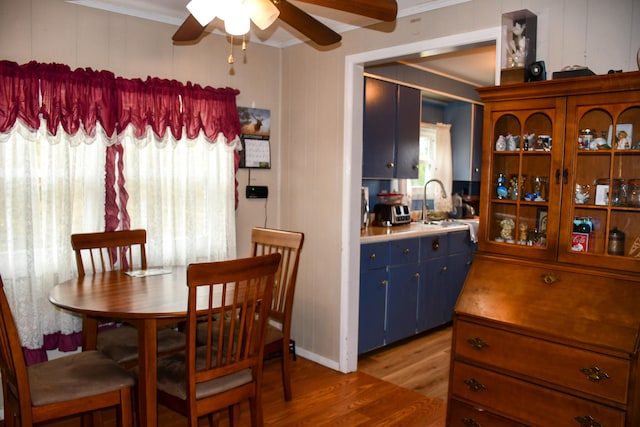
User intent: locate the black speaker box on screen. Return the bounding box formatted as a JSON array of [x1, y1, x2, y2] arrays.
[[528, 61, 546, 81]]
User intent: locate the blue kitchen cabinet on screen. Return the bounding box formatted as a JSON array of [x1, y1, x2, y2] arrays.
[[358, 242, 389, 354], [359, 230, 474, 354], [417, 230, 473, 332], [363, 77, 420, 179], [386, 238, 420, 343], [446, 230, 473, 317], [417, 233, 449, 331]]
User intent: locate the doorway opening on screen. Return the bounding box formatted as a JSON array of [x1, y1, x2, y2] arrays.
[[340, 27, 501, 373]]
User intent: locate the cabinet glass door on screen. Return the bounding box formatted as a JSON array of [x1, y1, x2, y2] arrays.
[[480, 98, 564, 261], [559, 91, 640, 271]]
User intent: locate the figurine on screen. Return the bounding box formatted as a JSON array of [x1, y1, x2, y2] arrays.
[[507, 22, 527, 67], [523, 132, 535, 151], [500, 218, 515, 242], [518, 223, 528, 244]]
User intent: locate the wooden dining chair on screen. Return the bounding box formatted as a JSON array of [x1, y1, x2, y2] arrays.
[[71, 229, 185, 368], [0, 275, 135, 426], [251, 227, 304, 401], [155, 253, 281, 427]]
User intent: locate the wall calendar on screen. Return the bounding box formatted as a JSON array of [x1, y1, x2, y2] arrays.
[[238, 107, 271, 169]]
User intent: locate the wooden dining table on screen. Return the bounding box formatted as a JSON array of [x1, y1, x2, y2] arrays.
[[49, 266, 205, 426]]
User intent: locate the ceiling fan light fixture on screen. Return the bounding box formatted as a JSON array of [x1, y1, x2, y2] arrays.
[[186, 0, 218, 27], [224, 0, 251, 36], [244, 0, 280, 30]]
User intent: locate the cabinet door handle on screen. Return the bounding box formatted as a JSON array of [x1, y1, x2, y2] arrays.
[[580, 366, 610, 382], [462, 418, 481, 427], [413, 164, 419, 170], [467, 337, 489, 350], [403, 248, 410, 254], [369, 253, 376, 260], [555, 169, 561, 184], [386, 162, 395, 169], [575, 415, 603, 427], [563, 168, 569, 184], [432, 239, 440, 250], [463, 378, 486, 392], [414, 273, 420, 279], [442, 266, 447, 272], [381, 279, 388, 287]]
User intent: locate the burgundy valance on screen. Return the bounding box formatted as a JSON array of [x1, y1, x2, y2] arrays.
[[0, 61, 40, 131], [0, 60, 241, 143]]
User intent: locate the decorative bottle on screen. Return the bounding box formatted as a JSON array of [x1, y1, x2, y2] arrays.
[[496, 173, 508, 199]]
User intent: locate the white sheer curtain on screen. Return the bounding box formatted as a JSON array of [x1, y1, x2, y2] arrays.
[[432, 123, 453, 212], [121, 127, 238, 266], [0, 121, 106, 348], [0, 121, 238, 351]]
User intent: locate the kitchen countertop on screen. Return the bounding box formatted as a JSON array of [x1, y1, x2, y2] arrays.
[[361, 218, 479, 243]]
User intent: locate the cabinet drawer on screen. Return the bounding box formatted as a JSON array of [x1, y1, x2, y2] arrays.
[[451, 361, 626, 426], [454, 320, 631, 404], [390, 238, 419, 265], [361, 242, 389, 270], [420, 233, 448, 260], [448, 399, 526, 427], [448, 230, 471, 254]]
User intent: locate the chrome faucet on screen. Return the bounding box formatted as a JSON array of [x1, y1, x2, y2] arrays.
[[422, 179, 448, 223]]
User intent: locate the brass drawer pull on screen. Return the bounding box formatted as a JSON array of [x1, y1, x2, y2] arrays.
[[580, 366, 610, 382], [467, 337, 489, 350], [575, 415, 603, 427], [381, 280, 388, 287], [369, 253, 376, 260], [403, 248, 410, 254], [463, 378, 486, 392], [541, 271, 560, 284], [462, 418, 481, 427]]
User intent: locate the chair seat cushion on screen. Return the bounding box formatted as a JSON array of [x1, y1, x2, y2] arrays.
[[28, 350, 135, 406], [97, 325, 185, 363], [265, 323, 283, 345], [154, 347, 253, 400]]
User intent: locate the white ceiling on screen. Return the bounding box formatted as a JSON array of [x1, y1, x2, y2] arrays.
[[66, 0, 496, 87]]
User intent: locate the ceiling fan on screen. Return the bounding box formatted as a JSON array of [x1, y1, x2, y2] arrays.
[[172, 0, 398, 46]]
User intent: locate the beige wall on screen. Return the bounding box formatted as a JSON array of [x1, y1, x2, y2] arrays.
[[2, 0, 639, 372]]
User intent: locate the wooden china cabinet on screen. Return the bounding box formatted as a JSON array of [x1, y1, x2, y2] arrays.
[[447, 72, 640, 426]]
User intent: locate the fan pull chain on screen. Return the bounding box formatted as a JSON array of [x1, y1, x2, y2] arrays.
[[228, 36, 235, 64]]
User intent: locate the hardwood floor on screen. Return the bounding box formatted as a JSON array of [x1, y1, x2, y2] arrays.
[[358, 325, 452, 403], [30, 341, 448, 427]]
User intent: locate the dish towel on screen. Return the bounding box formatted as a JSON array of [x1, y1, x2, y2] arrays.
[[467, 221, 478, 243]]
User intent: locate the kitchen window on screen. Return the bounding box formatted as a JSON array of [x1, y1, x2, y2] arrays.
[[411, 123, 453, 212]]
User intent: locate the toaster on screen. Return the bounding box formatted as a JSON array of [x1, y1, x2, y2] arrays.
[[373, 204, 411, 226]]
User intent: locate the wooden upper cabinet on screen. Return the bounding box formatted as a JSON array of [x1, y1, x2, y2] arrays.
[[476, 71, 640, 274]]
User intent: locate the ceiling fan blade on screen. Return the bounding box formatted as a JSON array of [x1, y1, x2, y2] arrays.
[[294, 0, 398, 22], [172, 14, 205, 42], [274, 0, 342, 46]]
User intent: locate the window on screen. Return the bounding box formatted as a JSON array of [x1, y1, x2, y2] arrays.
[[410, 123, 453, 214]]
